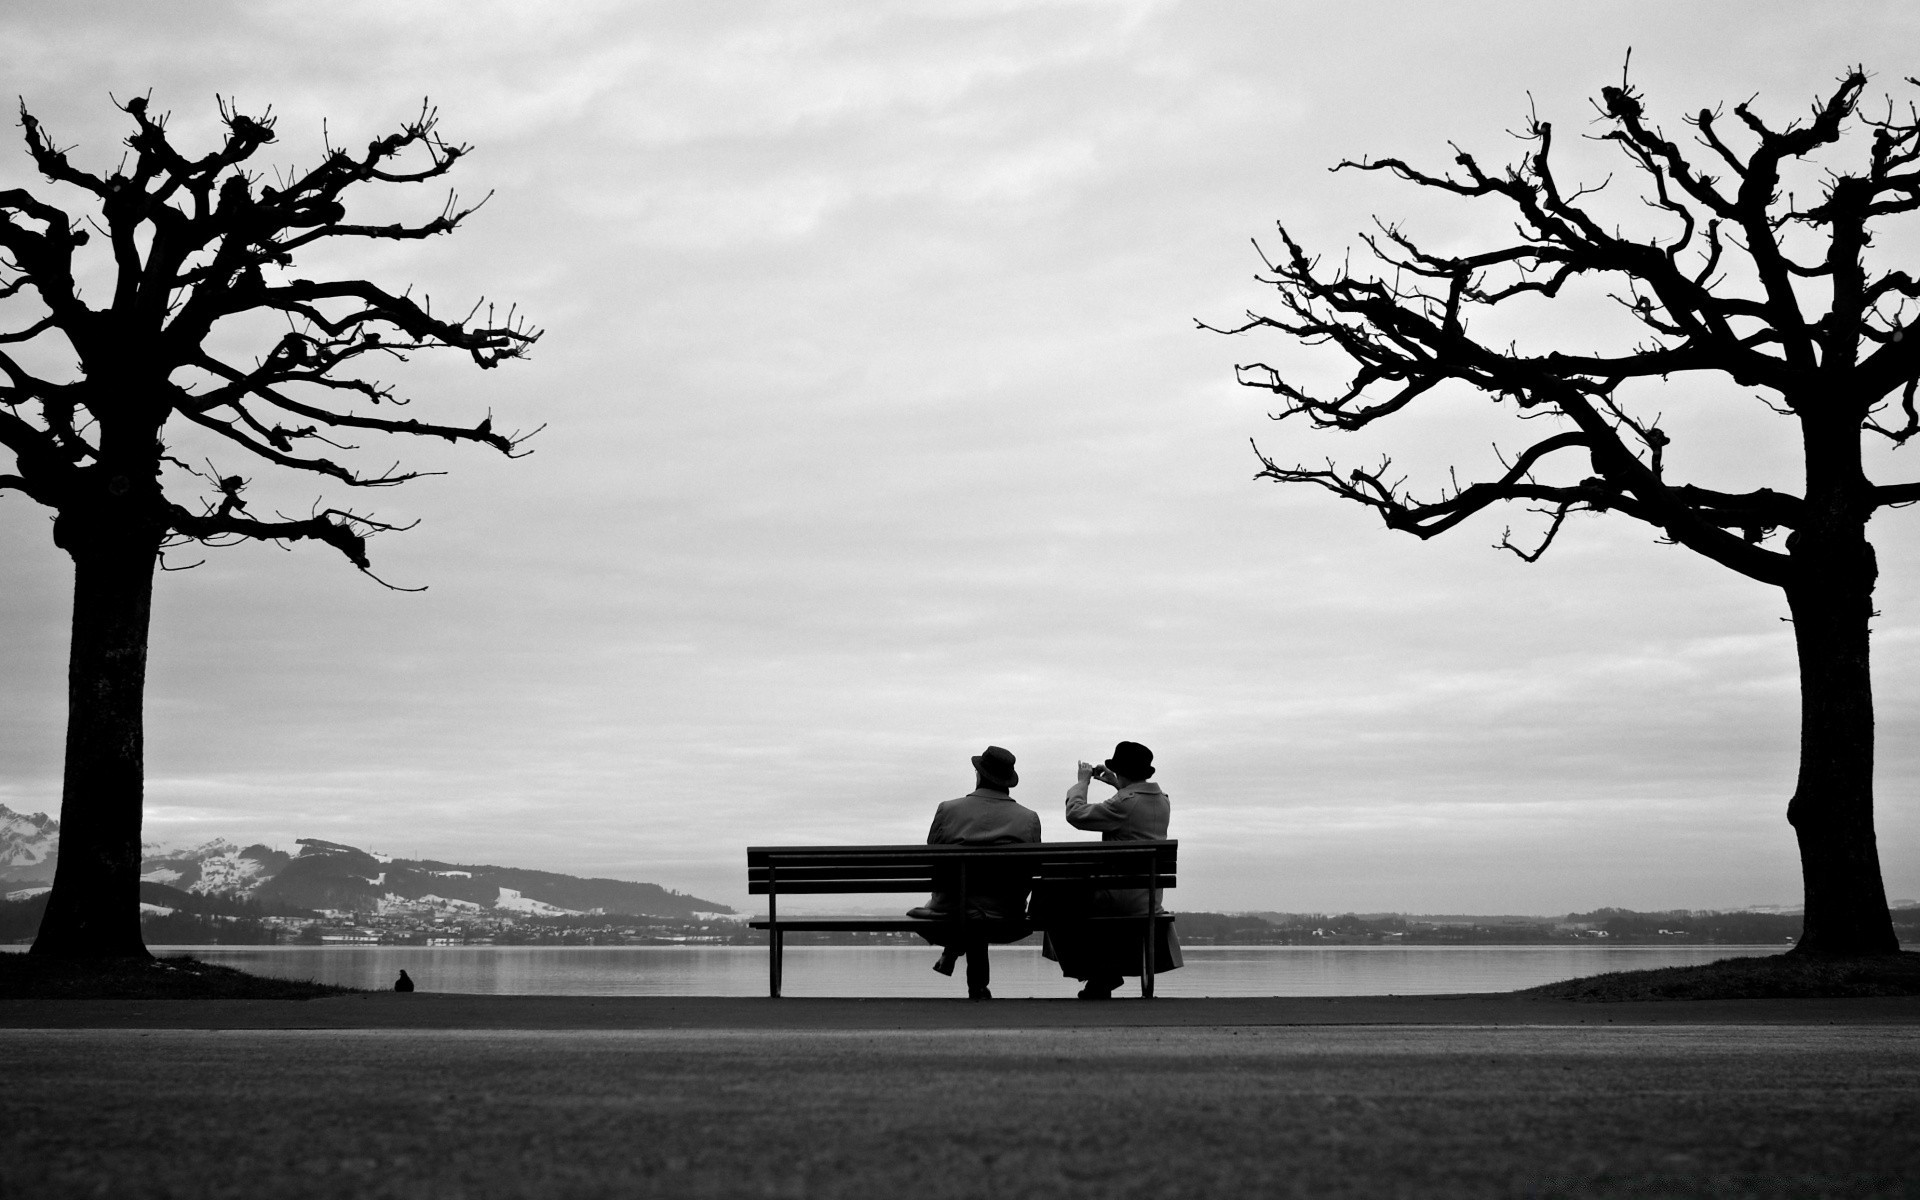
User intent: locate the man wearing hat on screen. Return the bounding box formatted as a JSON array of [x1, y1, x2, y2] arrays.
[[1043, 740, 1183, 999], [905, 745, 1043, 999]]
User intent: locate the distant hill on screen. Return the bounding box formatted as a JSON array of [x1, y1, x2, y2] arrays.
[[0, 808, 731, 919], [251, 839, 733, 919], [1171, 906, 1920, 947]]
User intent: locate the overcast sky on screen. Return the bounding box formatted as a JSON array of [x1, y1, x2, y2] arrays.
[[2, 1, 1918, 916]]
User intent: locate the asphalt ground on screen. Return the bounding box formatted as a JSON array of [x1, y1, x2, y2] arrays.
[[5, 991, 1920, 1029], [5, 999, 1920, 1198]]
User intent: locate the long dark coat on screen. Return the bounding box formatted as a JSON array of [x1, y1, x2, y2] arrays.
[[914, 788, 1043, 950], [1040, 780, 1183, 980]]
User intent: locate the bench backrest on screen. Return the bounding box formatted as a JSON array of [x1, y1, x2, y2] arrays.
[[746, 840, 1177, 895]]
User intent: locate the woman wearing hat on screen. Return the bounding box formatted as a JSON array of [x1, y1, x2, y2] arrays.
[[1041, 740, 1183, 999]]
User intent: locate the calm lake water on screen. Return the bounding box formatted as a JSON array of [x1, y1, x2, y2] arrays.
[[98, 943, 1789, 998]]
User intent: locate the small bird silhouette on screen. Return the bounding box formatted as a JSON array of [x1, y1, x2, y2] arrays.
[[394, 969, 415, 993]]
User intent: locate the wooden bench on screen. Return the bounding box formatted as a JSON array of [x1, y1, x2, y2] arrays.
[[746, 840, 1177, 998]]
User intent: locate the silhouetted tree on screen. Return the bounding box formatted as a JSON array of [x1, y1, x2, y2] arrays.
[[1214, 69, 1919, 955], [0, 97, 538, 958]]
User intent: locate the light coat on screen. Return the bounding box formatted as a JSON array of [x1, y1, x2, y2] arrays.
[[1063, 779, 1171, 917], [1043, 777, 1183, 981]]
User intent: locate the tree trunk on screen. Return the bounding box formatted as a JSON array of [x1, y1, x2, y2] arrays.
[[1784, 568, 1899, 955], [30, 526, 160, 959]]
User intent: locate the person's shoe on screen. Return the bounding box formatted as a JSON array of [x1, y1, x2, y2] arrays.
[[1076, 978, 1119, 1000], [905, 906, 941, 920], [932, 952, 958, 976], [968, 987, 993, 1001]]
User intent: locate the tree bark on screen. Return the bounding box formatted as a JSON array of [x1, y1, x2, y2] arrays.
[[30, 518, 160, 959], [1784, 557, 1899, 955]]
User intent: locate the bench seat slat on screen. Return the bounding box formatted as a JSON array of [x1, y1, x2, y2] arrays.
[[747, 874, 1176, 894], [747, 861, 1177, 876], [746, 915, 1176, 932], [745, 917, 1027, 932], [752, 841, 1172, 851], [747, 869, 1178, 883], [748, 865, 953, 881], [749, 841, 1174, 863], [756, 879, 952, 890]]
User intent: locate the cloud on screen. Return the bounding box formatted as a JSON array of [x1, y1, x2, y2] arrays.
[[2, 1, 1918, 916]]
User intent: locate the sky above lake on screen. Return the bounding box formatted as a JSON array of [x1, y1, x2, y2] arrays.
[[3, 0, 1918, 916]]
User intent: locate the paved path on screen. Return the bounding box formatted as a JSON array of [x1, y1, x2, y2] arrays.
[[5, 991, 1920, 1030], [5, 1021, 1919, 1198]]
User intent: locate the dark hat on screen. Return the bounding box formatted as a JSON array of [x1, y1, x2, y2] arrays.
[[971, 745, 1019, 788], [1104, 741, 1155, 781]]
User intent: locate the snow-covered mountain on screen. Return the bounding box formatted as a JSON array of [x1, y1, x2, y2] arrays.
[[0, 822, 734, 919], [0, 804, 58, 883], [2, 809, 732, 918], [249, 839, 733, 919], [140, 840, 292, 896]]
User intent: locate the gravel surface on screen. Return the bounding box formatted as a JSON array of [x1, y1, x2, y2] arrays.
[[5, 1024, 1918, 1198]]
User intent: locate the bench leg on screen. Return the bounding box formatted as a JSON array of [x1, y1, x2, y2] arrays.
[[770, 928, 783, 999], [1141, 920, 1155, 999]]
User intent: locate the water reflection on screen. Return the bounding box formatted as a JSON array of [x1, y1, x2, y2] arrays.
[[149, 943, 1785, 998]]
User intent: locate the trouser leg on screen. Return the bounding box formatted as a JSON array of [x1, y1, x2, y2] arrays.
[[964, 938, 990, 990]]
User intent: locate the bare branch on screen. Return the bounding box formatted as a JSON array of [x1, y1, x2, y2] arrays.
[[168, 501, 379, 571], [0, 94, 536, 587], [1866, 376, 1920, 444], [1873, 480, 1920, 507], [16, 105, 110, 197], [1251, 430, 1600, 543], [1216, 72, 1871, 590], [174, 398, 435, 487], [1498, 503, 1573, 562], [188, 353, 525, 454]]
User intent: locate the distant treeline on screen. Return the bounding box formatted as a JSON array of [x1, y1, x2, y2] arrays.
[[0, 892, 46, 942], [0, 883, 307, 945], [134, 881, 306, 944], [4, 894, 1917, 948], [1170, 908, 1829, 946], [531, 907, 1857, 948], [138, 881, 318, 920], [139, 910, 283, 945]]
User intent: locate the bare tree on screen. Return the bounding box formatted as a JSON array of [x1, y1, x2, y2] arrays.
[[0, 97, 539, 957], [1211, 68, 1920, 955]]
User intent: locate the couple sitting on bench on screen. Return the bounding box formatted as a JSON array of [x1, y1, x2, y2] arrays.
[[905, 741, 1183, 1000]]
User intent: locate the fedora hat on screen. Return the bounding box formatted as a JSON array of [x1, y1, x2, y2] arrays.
[[1104, 741, 1154, 781], [971, 745, 1019, 788]]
